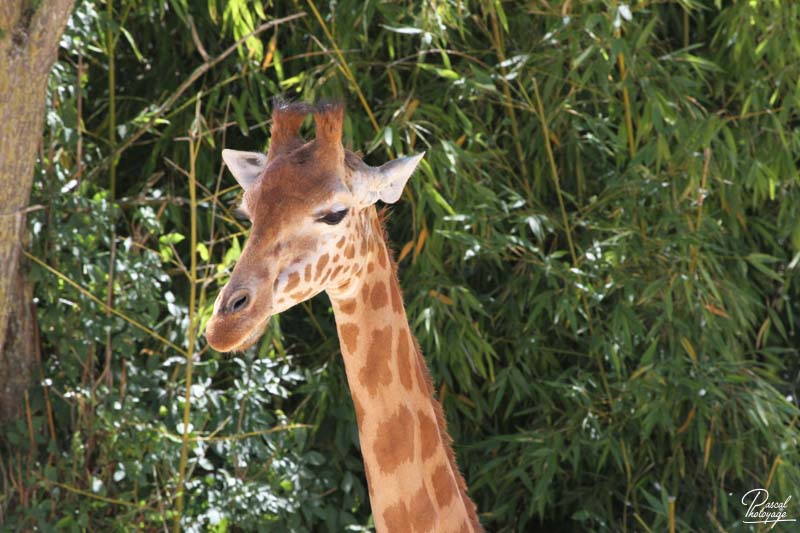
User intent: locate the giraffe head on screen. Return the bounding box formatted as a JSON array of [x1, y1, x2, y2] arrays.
[[205, 100, 424, 352]]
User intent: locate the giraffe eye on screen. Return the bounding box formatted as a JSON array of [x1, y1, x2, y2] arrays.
[[318, 209, 348, 225]]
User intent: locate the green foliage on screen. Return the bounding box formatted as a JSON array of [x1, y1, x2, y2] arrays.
[[2, 1, 799, 531]]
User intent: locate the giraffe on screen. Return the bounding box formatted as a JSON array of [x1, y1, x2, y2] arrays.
[[205, 100, 482, 533]]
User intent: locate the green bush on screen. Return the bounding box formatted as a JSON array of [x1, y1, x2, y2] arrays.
[[2, 1, 798, 531]]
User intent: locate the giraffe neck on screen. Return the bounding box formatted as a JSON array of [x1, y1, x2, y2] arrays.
[[328, 208, 480, 533]]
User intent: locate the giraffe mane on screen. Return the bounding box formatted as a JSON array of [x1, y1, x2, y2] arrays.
[[378, 208, 484, 532]]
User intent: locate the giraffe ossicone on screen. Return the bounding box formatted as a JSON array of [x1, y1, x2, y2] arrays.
[[205, 100, 482, 532]]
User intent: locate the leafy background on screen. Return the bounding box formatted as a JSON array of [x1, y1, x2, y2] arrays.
[[2, 0, 799, 531]]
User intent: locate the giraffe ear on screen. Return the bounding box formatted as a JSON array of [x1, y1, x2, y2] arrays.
[[222, 149, 267, 192], [351, 152, 425, 206]]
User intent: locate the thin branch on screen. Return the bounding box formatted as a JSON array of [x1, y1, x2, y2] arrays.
[[23, 250, 186, 355], [305, 0, 380, 134]]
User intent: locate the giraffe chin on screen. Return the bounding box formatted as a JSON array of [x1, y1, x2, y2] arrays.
[[233, 315, 271, 351], [205, 314, 271, 353]]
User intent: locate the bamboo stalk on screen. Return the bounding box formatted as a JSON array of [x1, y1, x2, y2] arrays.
[[102, 233, 117, 387], [620, 438, 632, 533], [103, 0, 120, 394], [16, 454, 27, 508], [668, 496, 676, 533], [305, 0, 380, 134], [173, 96, 202, 533], [196, 95, 232, 336], [683, 9, 690, 49], [76, 51, 84, 181], [24, 391, 35, 460], [107, 0, 117, 198], [488, 3, 528, 193], [42, 375, 57, 450], [689, 147, 711, 274], [532, 77, 614, 411], [618, 51, 635, 158], [764, 454, 782, 489], [532, 78, 577, 265]]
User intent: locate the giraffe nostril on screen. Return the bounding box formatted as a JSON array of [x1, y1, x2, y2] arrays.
[[230, 293, 249, 313]]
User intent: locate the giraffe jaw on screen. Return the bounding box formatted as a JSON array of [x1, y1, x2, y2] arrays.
[[205, 311, 271, 353], [231, 314, 271, 352]]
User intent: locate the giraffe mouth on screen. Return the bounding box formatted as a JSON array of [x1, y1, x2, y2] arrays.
[[205, 310, 271, 353], [231, 314, 271, 352]]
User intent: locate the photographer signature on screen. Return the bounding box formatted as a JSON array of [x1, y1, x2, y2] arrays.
[[742, 489, 796, 529]]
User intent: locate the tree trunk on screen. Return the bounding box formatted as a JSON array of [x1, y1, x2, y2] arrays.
[[0, 0, 75, 421]]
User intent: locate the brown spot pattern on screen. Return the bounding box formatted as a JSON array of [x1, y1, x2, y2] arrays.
[[315, 254, 329, 279], [364, 461, 375, 500], [372, 404, 414, 473], [367, 262, 375, 273], [304, 263, 312, 282], [319, 269, 332, 285], [284, 272, 300, 291], [371, 281, 389, 309], [377, 246, 388, 269], [352, 392, 366, 424], [418, 408, 439, 461], [359, 326, 393, 396], [330, 265, 343, 280], [360, 281, 371, 305], [336, 236, 346, 248], [415, 352, 428, 394], [289, 288, 314, 301], [339, 299, 357, 315], [397, 330, 413, 390], [339, 323, 359, 353], [409, 484, 437, 532], [431, 462, 456, 508], [345, 243, 355, 259], [382, 500, 412, 533]]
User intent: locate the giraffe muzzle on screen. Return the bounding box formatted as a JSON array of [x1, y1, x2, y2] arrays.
[[205, 280, 274, 352]]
